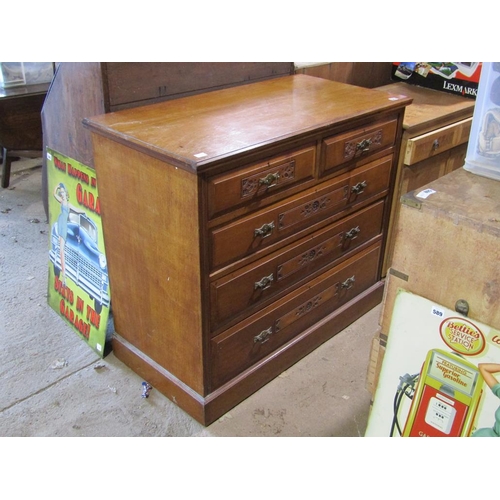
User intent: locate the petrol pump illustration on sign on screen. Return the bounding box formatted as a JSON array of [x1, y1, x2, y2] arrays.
[[46, 148, 111, 357], [366, 291, 500, 437]]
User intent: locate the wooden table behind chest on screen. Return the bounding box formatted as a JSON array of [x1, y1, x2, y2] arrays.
[[84, 75, 411, 425]]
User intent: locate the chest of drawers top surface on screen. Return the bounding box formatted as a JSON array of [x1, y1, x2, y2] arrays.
[[84, 75, 411, 171], [377, 82, 475, 133]]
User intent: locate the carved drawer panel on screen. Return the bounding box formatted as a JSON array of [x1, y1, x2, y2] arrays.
[[210, 155, 392, 270], [207, 145, 316, 219], [209, 199, 385, 332], [321, 118, 398, 174], [209, 242, 381, 390]]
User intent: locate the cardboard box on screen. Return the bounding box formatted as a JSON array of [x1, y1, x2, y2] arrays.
[[392, 62, 482, 99]]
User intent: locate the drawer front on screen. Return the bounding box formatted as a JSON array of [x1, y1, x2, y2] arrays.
[[207, 146, 316, 219], [404, 117, 472, 166], [210, 155, 392, 270], [209, 199, 385, 332], [321, 118, 397, 174], [210, 243, 381, 390]]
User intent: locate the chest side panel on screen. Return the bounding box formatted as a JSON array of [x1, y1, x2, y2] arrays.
[[91, 134, 205, 393]]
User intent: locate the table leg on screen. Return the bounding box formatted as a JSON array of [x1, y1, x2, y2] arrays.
[[1, 147, 12, 188]]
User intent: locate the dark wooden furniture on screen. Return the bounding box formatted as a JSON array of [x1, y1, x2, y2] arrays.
[[376, 83, 475, 274], [41, 63, 293, 214], [84, 75, 411, 425], [0, 82, 49, 188], [295, 62, 393, 88]]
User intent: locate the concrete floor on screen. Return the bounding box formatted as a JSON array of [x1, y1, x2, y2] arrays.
[[0, 157, 380, 437]]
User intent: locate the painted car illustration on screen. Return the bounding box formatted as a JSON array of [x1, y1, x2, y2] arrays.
[[49, 207, 110, 313]]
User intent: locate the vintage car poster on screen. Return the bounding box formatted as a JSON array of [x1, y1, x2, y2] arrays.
[[366, 290, 500, 437], [46, 148, 111, 357]]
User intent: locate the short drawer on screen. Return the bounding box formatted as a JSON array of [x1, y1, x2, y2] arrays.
[[210, 155, 392, 270], [207, 145, 316, 219], [209, 199, 385, 332], [321, 118, 398, 174], [209, 242, 381, 390], [404, 117, 472, 166]]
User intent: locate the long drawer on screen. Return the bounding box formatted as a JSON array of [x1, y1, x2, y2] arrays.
[[209, 199, 385, 332], [210, 155, 392, 270], [210, 242, 381, 390]]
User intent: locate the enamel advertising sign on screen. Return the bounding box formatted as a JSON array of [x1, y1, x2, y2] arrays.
[[366, 290, 500, 437], [46, 148, 111, 357]]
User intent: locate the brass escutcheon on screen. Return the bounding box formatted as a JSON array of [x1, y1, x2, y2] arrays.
[[351, 180, 367, 195], [255, 273, 274, 290], [254, 327, 273, 344], [254, 221, 275, 238], [356, 138, 372, 153], [345, 226, 361, 240], [341, 276, 356, 289], [259, 172, 280, 188]]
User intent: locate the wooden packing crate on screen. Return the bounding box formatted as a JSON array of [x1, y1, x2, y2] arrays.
[[367, 167, 500, 395]]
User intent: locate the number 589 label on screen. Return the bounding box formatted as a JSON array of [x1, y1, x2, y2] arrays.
[[432, 306, 444, 318]]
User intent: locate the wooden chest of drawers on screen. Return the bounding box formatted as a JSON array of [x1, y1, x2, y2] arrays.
[[375, 83, 475, 274], [83, 75, 410, 425]]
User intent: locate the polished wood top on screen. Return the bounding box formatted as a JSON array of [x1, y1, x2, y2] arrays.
[[376, 82, 475, 133], [84, 75, 411, 172]]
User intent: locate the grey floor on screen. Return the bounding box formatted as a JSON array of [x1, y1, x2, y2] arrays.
[[0, 157, 380, 437]]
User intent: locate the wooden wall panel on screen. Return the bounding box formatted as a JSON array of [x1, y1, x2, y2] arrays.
[[295, 62, 393, 88], [103, 62, 294, 110]]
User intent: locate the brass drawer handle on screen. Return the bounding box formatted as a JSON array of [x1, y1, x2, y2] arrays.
[[345, 226, 361, 240], [351, 180, 367, 195], [341, 276, 356, 289], [254, 327, 273, 344], [254, 221, 275, 238], [254, 273, 274, 290], [259, 172, 280, 188], [356, 138, 372, 153]]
